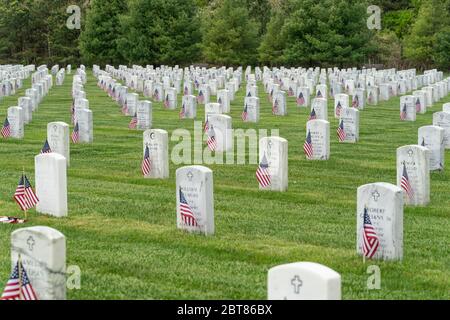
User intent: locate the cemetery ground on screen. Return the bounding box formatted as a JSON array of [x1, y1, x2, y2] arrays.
[[0, 71, 449, 300]]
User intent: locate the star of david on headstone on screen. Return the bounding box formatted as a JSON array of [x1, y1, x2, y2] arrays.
[[187, 171, 194, 181], [27, 236, 35, 251], [372, 190, 380, 202], [291, 275, 303, 294]]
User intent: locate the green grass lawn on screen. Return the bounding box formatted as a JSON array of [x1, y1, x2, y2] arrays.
[[0, 70, 449, 300]]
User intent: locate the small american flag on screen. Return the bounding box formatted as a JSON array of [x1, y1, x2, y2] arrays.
[[268, 89, 273, 102], [141, 145, 152, 176], [309, 108, 317, 121], [241, 104, 248, 122], [40, 139, 52, 154], [337, 120, 346, 142], [0, 216, 26, 224], [415, 98, 421, 113], [206, 125, 217, 151], [421, 138, 426, 147], [179, 188, 198, 227], [129, 113, 138, 129], [179, 103, 186, 119], [164, 94, 170, 108], [272, 98, 279, 115], [368, 92, 373, 104], [288, 87, 294, 97], [316, 90, 322, 98], [71, 122, 80, 143], [204, 117, 209, 133], [362, 207, 380, 259], [297, 92, 305, 106], [400, 163, 414, 200], [218, 97, 223, 108], [197, 90, 204, 104], [255, 153, 271, 188], [184, 86, 188, 95], [303, 130, 314, 159], [14, 175, 39, 211], [1, 259, 38, 300], [1, 117, 11, 138], [153, 89, 159, 101], [335, 101, 342, 117], [400, 104, 407, 120], [71, 107, 76, 124], [352, 95, 359, 108], [122, 101, 128, 115]]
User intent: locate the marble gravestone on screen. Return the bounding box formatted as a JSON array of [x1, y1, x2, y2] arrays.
[[47, 122, 70, 166], [396, 145, 430, 206], [443, 103, 450, 113], [176, 165, 214, 235], [183, 81, 193, 96], [306, 120, 330, 160], [366, 87, 378, 106], [217, 89, 230, 113], [418, 125, 445, 171], [413, 90, 426, 114], [258, 136, 288, 192], [143, 129, 169, 179], [315, 84, 327, 99], [311, 98, 327, 121], [268, 262, 341, 300], [7, 106, 24, 139], [244, 96, 260, 123], [272, 91, 287, 116], [433, 111, 450, 149], [208, 114, 232, 152], [11, 226, 66, 300], [126, 93, 139, 116], [352, 89, 365, 110], [197, 84, 210, 105], [205, 102, 222, 121], [181, 95, 197, 119], [25, 88, 38, 111], [225, 82, 235, 101], [18, 97, 32, 124], [357, 183, 403, 261], [400, 96, 416, 121], [296, 87, 310, 108], [246, 84, 258, 98], [379, 84, 390, 101], [152, 83, 163, 102], [35, 153, 68, 217], [74, 109, 93, 143], [164, 87, 177, 110], [334, 94, 349, 118], [137, 100, 152, 130], [339, 107, 359, 143]]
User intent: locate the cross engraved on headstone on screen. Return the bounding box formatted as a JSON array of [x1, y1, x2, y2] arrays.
[[291, 275, 303, 294], [371, 190, 380, 202], [408, 149, 414, 157], [187, 171, 194, 181], [27, 236, 35, 251]]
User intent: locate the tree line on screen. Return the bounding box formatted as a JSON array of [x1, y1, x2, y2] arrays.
[[0, 0, 449, 70]]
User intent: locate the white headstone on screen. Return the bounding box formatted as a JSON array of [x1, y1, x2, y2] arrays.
[[311, 98, 327, 121], [268, 262, 341, 300], [272, 91, 287, 116], [7, 106, 24, 139], [143, 129, 169, 179], [47, 122, 70, 166], [334, 94, 348, 118], [205, 103, 222, 121], [396, 145, 430, 206], [75, 109, 93, 143], [243, 97, 260, 123], [35, 153, 68, 217], [338, 107, 359, 143], [296, 87, 310, 107], [176, 165, 214, 235], [433, 111, 450, 149], [207, 114, 232, 152], [137, 100, 152, 130], [418, 125, 445, 171], [217, 89, 230, 113], [400, 96, 416, 122], [357, 182, 403, 261], [258, 136, 288, 192], [11, 226, 66, 300], [181, 95, 197, 119], [18, 97, 32, 124], [126, 93, 139, 116], [305, 120, 330, 160]]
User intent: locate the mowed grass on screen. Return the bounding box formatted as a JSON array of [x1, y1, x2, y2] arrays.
[[0, 70, 449, 300]]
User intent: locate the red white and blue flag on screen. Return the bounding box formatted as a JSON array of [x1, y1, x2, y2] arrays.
[[303, 130, 314, 159], [179, 188, 198, 227], [415, 98, 421, 113], [272, 98, 279, 115], [179, 103, 186, 119], [40, 139, 52, 154], [256, 153, 271, 188], [400, 104, 407, 120], [400, 163, 414, 200], [13, 175, 39, 211], [362, 207, 380, 259], [71, 122, 80, 143], [129, 113, 138, 129], [206, 125, 217, 151], [335, 101, 342, 117], [309, 108, 317, 121], [141, 145, 152, 176], [242, 104, 248, 122], [1, 259, 38, 300], [1, 117, 11, 138], [337, 120, 346, 142], [297, 92, 305, 106], [197, 90, 204, 104], [164, 94, 170, 108], [352, 94, 359, 108], [316, 90, 322, 98]]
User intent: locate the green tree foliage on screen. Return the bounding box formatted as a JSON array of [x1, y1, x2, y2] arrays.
[[80, 0, 127, 67], [369, 31, 403, 68], [201, 0, 260, 66], [433, 27, 450, 69], [403, 0, 449, 69], [258, 10, 289, 66], [117, 0, 201, 66], [280, 0, 374, 67]]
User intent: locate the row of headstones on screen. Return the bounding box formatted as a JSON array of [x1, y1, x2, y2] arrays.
[[4, 66, 55, 139], [0, 64, 33, 99], [71, 67, 93, 143], [6, 225, 343, 300]]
